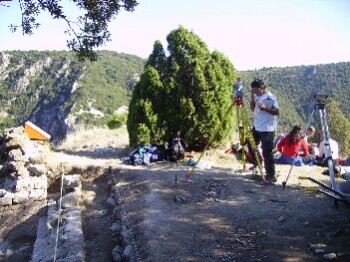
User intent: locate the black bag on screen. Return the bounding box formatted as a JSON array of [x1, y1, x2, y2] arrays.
[[167, 138, 185, 162], [314, 155, 337, 167]]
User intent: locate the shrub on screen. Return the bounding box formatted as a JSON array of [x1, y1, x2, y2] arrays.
[[107, 113, 127, 129]]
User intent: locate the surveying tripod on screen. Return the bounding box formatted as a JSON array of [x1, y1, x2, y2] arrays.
[[233, 97, 265, 181], [314, 95, 337, 189], [283, 95, 336, 188], [297, 95, 350, 207]]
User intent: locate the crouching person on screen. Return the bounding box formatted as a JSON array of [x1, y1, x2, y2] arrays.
[[166, 131, 188, 162]]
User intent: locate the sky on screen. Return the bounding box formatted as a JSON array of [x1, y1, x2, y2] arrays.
[[0, 0, 350, 70]]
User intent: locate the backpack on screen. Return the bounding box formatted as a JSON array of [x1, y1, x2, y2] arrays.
[[131, 153, 143, 166]]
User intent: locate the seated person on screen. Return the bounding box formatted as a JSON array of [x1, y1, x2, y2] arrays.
[[314, 133, 339, 167], [304, 125, 318, 155], [275, 125, 309, 166], [304, 125, 315, 141], [166, 130, 188, 162]]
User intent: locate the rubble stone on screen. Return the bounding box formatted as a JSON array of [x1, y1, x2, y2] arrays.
[[0, 126, 49, 206]]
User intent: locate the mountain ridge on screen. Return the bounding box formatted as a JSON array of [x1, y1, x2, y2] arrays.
[[1, 50, 349, 144], [0, 50, 145, 142]]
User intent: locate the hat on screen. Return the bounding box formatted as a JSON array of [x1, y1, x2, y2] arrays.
[[308, 125, 315, 132]]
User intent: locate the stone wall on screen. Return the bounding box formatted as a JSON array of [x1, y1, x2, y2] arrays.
[[0, 126, 48, 206], [31, 174, 85, 262]]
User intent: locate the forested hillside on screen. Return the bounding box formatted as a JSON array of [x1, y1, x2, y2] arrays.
[[0, 50, 144, 141], [239, 63, 350, 134], [0, 50, 349, 151]]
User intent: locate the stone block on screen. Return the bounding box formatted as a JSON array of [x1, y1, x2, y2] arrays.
[[33, 175, 47, 189], [8, 149, 25, 162], [61, 191, 81, 208], [29, 189, 47, 200], [63, 175, 81, 189], [12, 191, 30, 204], [27, 164, 46, 176], [0, 195, 13, 206]]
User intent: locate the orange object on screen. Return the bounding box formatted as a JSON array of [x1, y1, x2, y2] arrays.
[[24, 121, 51, 141], [185, 151, 195, 158]]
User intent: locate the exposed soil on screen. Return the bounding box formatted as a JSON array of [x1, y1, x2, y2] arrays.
[[53, 138, 350, 262], [2, 128, 350, 261], [105, 162, 350, 262], [80, 167, 117, 262]]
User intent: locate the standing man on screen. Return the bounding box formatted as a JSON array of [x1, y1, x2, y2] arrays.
[[249, 79, 279, 183]]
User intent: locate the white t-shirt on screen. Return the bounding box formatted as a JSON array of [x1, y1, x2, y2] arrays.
[[318, 138, 339, 159], [253, 91, 279, 132]]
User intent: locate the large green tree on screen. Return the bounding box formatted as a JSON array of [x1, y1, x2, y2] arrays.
[[326, 100, 350, 156], [127, 26, 236, 150], [1, 0, 138, 61]]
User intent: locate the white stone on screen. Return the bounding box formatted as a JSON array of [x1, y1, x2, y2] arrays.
[[64, 174, 82, 189], [61, 191, 81, 208], [323, 253, 337, 260], [106, 197, 116, 206]]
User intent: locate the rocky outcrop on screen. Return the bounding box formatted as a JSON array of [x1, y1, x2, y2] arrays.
[[0, 53, 11, 80], [12, 58, 52, 93], [0, 50, 144, 144]]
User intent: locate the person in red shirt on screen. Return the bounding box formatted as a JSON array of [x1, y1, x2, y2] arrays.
[[275, 125, 309, 166]]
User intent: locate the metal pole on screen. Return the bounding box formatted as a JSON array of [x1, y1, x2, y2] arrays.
[[317, 102, 337, 191]]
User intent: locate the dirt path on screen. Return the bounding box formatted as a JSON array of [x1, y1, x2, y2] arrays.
[[107, 162, 350, 262], [80, 167, 116, 262]]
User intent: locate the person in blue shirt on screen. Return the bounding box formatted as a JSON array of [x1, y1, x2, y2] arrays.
[[232, 77, 244, 105], [233, 77, 243, 97]]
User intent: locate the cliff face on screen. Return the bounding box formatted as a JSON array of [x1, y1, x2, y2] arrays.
[[0, 51, 145, 143]]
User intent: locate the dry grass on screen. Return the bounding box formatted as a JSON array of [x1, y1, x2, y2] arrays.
[[49, 126, 332, 189], [54, 126, 129, 151]]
